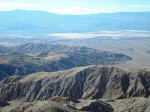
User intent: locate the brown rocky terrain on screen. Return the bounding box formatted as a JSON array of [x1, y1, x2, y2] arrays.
[[109, 97, 150, 112], [0, 97, 114, 112], [0, 66, 150, 112], [0, 66, 150, 102], [1, 97, 150, 112], [0, 43, 132, 80]]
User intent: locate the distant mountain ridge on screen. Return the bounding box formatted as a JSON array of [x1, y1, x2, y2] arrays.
[[0, 10, 150, 33], [0, 42, 132, 80]]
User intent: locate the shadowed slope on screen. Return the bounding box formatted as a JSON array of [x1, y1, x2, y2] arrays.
[[0, 66, 150, 103]]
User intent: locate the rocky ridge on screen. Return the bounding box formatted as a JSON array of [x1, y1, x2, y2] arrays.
[[0, 66, 150, 111], [0, 66, 150, 102]]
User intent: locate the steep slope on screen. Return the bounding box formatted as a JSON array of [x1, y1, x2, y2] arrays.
[[0, 66, 150, 102]]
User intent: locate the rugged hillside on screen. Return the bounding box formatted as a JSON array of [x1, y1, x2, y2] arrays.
[[109, 97, 150, 112], [0, 66, 150, 102], [0, 43, 131, 80], [0, 97, 114, 112], [14, 42, 70, 54], [1, 97, 150, 112], [0, 66, 150, 112]]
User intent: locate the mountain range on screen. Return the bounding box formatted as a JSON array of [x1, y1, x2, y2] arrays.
[[0, 42, 131, 80], [0, 10, 150, 33], [0, 9, 150, 112]]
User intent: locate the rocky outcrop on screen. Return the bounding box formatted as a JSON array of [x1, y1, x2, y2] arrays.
[[0, 97, 114, 112], [80, 100, 113, 112], [109, 97, 150, 112], [0, 66, 150, 102]]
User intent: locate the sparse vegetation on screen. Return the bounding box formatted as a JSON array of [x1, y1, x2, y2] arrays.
[[0, 43, 131, 80]]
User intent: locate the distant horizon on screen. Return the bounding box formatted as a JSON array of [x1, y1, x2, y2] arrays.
[[0, 9, 150, 15], [0, 0, 150, 15]]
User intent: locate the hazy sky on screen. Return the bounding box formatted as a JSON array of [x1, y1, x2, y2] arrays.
[[0, 0, 150, 14]]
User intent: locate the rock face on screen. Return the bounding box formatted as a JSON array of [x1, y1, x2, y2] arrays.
[[0, 66, 150, 102]]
